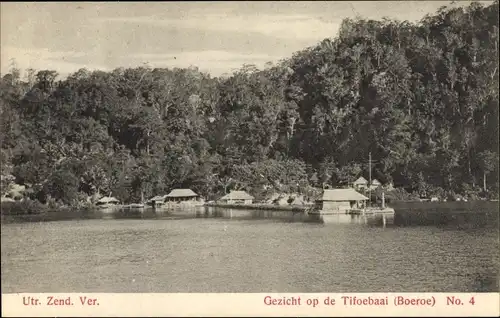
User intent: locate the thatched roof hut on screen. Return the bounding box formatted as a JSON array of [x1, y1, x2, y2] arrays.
[[353, 177, 368, 185], [219, 190, 254, 204], [148, 195, 167, 202], [151, 195, 166, 201], [164, 189, 201, 203], [166, 189, 198, 198]]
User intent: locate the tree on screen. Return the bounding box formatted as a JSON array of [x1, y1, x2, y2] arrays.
[[0, 1, 497, 205], [45, 169, 80, 205], [477, 150, 499, 192], [0, 149, 15, 196]]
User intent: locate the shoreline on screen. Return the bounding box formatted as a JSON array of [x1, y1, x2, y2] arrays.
[[204, 202, 310, 213], [1, 200, 497, 225], [1, 200, 497, 215]]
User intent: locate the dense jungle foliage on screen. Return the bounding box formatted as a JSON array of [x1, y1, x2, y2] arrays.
[[1, 1, 498, 205]]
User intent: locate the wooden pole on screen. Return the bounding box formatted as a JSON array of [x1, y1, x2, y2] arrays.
[[368, 152, 372, 207]]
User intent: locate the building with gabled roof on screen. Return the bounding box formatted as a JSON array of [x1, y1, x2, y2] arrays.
[[147, 194, 168, 207], [166, 189, 198, 198], [164, 188, 203, 206], [219, 190, 254, 205], [353, 177, 368, 185], [353, 176, 368, 190], [315, 188, 368, 212], [370, 179, 382, 190]]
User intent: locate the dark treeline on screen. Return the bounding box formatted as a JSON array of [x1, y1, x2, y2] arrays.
[[1, 1, 498, 205]]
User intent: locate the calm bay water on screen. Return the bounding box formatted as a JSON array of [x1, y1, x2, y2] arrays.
[[1, 206, 499, 293]]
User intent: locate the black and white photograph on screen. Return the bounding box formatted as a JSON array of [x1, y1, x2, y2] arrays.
[[1, 0, 498, 299]]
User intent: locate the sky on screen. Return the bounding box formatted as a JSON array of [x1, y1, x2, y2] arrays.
[[0, 1, 491, 78]]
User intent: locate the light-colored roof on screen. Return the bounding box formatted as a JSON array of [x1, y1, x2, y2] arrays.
[[371, 179, 381, 185], [166, 189, 198, 197], [149, 195, 167, 202], [97, 196, 120, 203], [318, 188, 369, 201], [220, 191, 254, 201], [1, 196, 15, 202], [353, 177, 368, 184]]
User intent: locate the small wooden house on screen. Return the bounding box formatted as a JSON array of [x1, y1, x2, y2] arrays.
[[353, 177, 368, 190], [148, 195, 167, 207], [370, 179, 381, 190], [219, 190, 254, 205], [315, 188, 368, 212], [165, 189, 201, 205]]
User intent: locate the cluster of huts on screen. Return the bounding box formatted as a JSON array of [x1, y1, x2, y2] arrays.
[[1, 175, 391, 215], [147, 189, 257, 207], [352, 177, 392, 191], [77, 175, 392, 211], [94, 188, 205, 209], [94, 188, 257, 209]]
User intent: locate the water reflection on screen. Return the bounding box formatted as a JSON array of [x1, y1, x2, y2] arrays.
[[2, 213, 498, 293], [1, 202, 498, 229], [2, 204, 498, 293]]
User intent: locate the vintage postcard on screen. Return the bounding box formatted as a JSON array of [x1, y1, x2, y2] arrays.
[[1, 1, 499, 317]]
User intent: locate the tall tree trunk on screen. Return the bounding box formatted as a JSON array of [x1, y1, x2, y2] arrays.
[[146, 130, 151, 155], [483, 171, 487, 192], [468, 153, 475, 187]]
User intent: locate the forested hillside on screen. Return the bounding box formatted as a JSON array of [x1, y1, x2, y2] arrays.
[[1, 1, 498, 205]]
